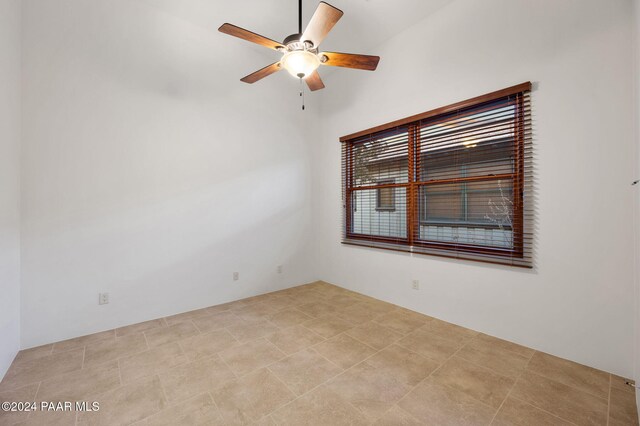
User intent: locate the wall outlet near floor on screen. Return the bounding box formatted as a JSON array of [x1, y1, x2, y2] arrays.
[[99, 292, 109, 305], [277, 265, 283, 274], [233, 272, 239, 281], [412, 280, 420, 290]]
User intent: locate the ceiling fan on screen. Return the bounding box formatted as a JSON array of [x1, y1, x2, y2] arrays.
[[218, 0, 380, 92]]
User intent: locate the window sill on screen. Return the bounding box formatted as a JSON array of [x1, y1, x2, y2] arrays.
[[341, 237, 531, 268]]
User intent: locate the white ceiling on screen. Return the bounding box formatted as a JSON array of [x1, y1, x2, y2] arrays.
[[138, 0, 454, 58]]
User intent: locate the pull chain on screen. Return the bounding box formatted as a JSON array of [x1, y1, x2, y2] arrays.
[[298, 0, 305, 110]]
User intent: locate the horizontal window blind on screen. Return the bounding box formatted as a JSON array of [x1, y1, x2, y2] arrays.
[[341, 83, 533, 267]]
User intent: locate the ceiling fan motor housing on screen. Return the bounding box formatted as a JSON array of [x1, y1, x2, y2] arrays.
[[282, 34, 315, 51], [283, 33, 302, 46]]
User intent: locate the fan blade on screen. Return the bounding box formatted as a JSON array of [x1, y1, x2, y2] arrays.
[[320, 51, 380, 71], [305, 70, 325, 91], [300, 2, 343, 48], [240, 62, 282, 84], [218, 23, 284, 51]]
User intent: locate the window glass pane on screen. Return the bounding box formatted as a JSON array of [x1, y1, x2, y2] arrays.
[[467, 183, 513, 226], [350, 188, 407, 239], [352, 130, 408, 187], [422, 184, 464, 222], [418, 179, 514, 249], [419, 102, 516, 182], [376, 179, 396, 211], [421, 143, 514, 181], [376, 186, 395, 210]]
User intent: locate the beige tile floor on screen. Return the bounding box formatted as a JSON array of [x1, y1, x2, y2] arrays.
[[0, 281, 638, 426]]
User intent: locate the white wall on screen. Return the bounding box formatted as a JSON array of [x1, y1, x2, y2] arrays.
[[20, 0, 317, 348], [314, 0, 637, 377], [0, 0, 22, 378]]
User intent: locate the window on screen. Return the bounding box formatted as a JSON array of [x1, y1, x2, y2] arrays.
[[341, 83, 532, 267]]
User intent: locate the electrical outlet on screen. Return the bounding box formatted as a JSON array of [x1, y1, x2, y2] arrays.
[[233, 272, 239, 281], [412, 280, 419, 290], [277, 265, 283, 274], [99, 292, 109, 305]]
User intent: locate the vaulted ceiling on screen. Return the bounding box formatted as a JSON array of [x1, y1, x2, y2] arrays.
[[138, 0, 454, 63]]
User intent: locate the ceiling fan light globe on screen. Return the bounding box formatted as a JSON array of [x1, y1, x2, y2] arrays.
[[280, 50, 320, 79]]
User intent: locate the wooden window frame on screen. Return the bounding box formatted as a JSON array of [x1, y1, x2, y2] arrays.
[[341, 82, 532, 267]]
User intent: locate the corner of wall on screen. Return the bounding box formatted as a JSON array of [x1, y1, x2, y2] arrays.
[[633, 0, 640, 416], [0, 0, 22, 380], [632, 0, 640, 418]]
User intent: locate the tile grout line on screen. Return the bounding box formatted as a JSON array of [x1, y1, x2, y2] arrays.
[[523, 368, 610, 403], [265, 330, 395, 421], [391, 369, 446, 415], [468, 333, 540, 362], [417, 329, 611, 422], [506, 352, 580, 425], [508, 394, 579, 426], [308, 346, 345, 371], [266, 365, 299, 398], [512, 350, 596, 425], [381, 403, 423, 425], [33, 380, 42, 401], [134, 389, 215, 425], [27, 380, 43, 424], [119, 374, 169, 426], [334, 329, 380, 352], [207, 390, 224, 423], [217, 351, 241, 380], [488, 345, 535, 425], [392, 333, 498, 418], [155, 373, 170, 410], [262, 365, 305, 422], [523, 352, 612, 401], [268, 321, 329, 346], [80, 341, 195, 413], [173, 339, 188, 363], [307, 329, 420, 422], [141, 331, 150, 352], [191, 319, 200, 336], [116, 358, 123, 387], [77, 334, 152, 371], [446, 348, 521, 382]]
